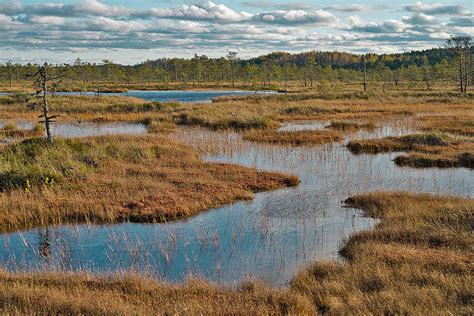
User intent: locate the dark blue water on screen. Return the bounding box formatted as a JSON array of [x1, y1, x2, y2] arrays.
[[58, 90, 277, 103]]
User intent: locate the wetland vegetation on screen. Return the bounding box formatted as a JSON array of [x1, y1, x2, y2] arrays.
[[1, 193, 471, 314], [0, 44, 473, 314], [347, 133, 474, 168]]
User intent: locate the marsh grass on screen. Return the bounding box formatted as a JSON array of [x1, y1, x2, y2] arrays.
[[290, 192, 474, 314], [325, 120, 376, 131], [0, 272, 313, 314], [142, 117, 176, 134], [347, 133, 474, 168], [0, 123, 43, 140], [2, 122, 17, 131], [243, 130, 342, 145], [416, 115, 474, 137], [0, 135, 298, 232], [174, 112, 275, 130]]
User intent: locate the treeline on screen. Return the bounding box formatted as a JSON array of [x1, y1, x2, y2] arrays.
[[0, 47, 471, 89]]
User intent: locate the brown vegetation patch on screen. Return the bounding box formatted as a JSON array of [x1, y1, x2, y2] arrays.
[[243, 130, 342, 145], [416, 115, 474, 137], [394, 152, 473, 168], [325, 120, 376, 131], [0, 272, 314, 314], [0, 135, 298, 232], [347, 133, 474, 168]]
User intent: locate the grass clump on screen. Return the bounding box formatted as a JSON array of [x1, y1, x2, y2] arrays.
[[142, 117, 176, 134], [175, 113, 275, 130], [400, 132, 451, 146], [243, 130, 342, 146], [347, 132, 454, 154], [281, 105, 343, 116], [325, 120, 376, 131], [0, 135, 299, 232], [2, 122, 17, 131], [347, 132, 473, 169]]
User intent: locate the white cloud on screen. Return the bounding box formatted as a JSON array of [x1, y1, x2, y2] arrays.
[[28, 15, 66, 25], [404, 2, 471, 16], [252, 9, 336, 25], [87, 17, 146, 32], [73, 0, 128, 17], [348, 16, 409, 33], [325, 4, 380, 13], [135, 2, 252, 22], [0, 0, 129, 17], [402, 13, 439, 25]]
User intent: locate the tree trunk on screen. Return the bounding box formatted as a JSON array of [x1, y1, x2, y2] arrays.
[[41, 67, 53, 143]]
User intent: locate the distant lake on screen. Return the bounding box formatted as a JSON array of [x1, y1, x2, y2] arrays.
[[58, 90, 278, 103]]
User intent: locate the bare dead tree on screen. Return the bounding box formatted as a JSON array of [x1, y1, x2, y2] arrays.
[[446, 36, 472, 93], [27, 63, 65, 143]]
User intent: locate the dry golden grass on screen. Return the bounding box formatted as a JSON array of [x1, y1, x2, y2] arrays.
[[0, 272, 314, 314], [0, 135, 298, 232], [243, 130, 342, 145], [290, 192, 474, 314], [1, 192, 471, 314], [415, 115, 474, 137], [347, 133, 474, 168]]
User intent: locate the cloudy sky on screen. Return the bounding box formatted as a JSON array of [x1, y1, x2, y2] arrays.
[[0, 0, 473, 64]]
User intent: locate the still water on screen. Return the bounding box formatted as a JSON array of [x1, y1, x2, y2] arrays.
[[0, 121, 472, 286], [0, 121, 147, 138], [59, 90, 276, 103]]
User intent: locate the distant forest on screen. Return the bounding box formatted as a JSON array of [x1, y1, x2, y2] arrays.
[[1, 46, 473, 89]]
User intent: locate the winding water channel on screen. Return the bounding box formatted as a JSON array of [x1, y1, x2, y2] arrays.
[[1, 118, 472, 286]]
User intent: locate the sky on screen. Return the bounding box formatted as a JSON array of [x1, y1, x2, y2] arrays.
[[0, 0, 473, 64]]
